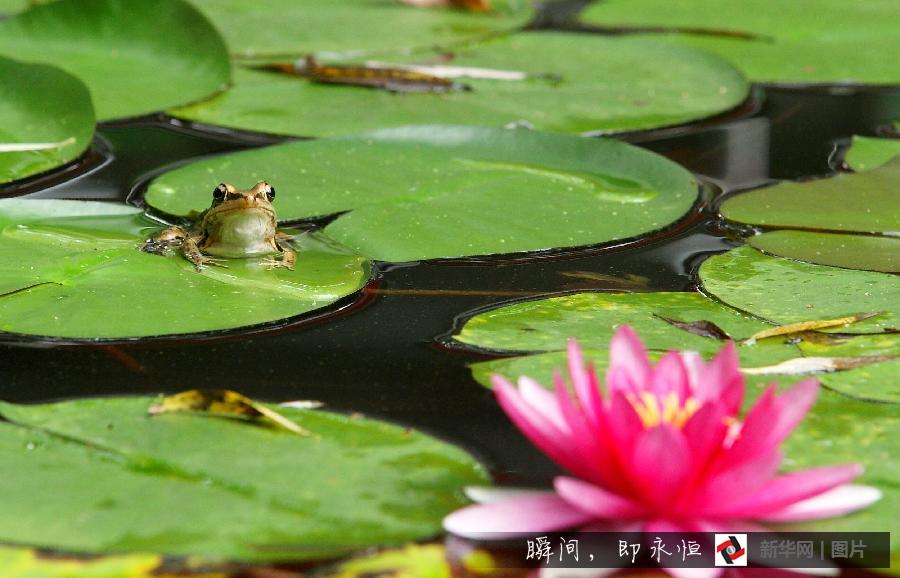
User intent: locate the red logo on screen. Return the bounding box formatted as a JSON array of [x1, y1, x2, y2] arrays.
[[715, 534, 747, 566]]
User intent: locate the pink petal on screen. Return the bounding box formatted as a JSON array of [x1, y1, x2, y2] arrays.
[[698, 341, 743, 413], [719, 379, 818, 469], [493, 376, 588, 478], [650, 351, 690, 400], [553, 372, 623, 490], [442, 492, 594, 537], [685, 450, 782, 515], [607, 325, 652, 395], [760, 484, 882, 522], [603, 391, 644, 464], [713, 464, 863, 518], [554, 476, 645, 519], [630, 425, 692, 510], [518, 375, 569, 433], [681, 400, 728, 473], [568, 339, 605, 429]]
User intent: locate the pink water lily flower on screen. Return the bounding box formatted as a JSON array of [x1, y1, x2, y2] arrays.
[[444, 326, 880, 576]]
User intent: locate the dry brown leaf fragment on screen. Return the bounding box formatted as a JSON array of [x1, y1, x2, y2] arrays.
[[400, 0, 490, 11], [653, 314, 732, 340], [148, 389, 312, 436], [743, 312, 883, 345], [253, 56, 470, 93]]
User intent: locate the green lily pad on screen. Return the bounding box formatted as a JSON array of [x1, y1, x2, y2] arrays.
[[818, 359, 900, 404], [748, 230, 900, 273], [0, 547, 160, 578], [720, 156, 900, 235], [0, 199, 370, 339], [0, 0, 231, 121], [579, 0, 900, 85], [170, 32, 749, 137], [454, 291, 775, 354], [0, 56, 94, 184], [146, 126, 700, 262], [0, 396, 488, 562], [699, 245, 899, 334], [844, 136, 900, 172], [190, 0, 533, 60]]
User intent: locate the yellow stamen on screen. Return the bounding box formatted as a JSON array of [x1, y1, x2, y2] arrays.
[[627, 392, 700, 429]]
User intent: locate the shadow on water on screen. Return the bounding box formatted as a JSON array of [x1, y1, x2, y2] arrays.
[[0, 85, 898, 488]]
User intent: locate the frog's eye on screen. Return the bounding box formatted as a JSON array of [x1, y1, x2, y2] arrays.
[[213, 184, 228, 201], [266, 185, 276, 201]]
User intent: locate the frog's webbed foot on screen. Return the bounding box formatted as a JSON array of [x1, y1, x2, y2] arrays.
[[182, 235, 227, 272], [139, 226, 188, 256], [264, 247, 296, 271]]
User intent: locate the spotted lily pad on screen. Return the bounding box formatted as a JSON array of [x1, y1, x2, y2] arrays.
[[720, 156, 900, 234], [699, 245, 899, 334], [748, 230, 900, 273], [0, 0, 231, 121], [0, 56, 94, 184], [454, 291, 776, 355], [0, 396, 488, 562], [844, 136, 900, 172], [579, 0, 900, 85], [170, 32, 749, 136], [146, 126, 700, 262], [317, 544, 451, 578], [190, 0, 533, 59], [0, 199, 370, 339]]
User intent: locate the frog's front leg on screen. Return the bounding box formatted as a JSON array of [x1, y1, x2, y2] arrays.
[[264, 236, 297, 270], [140, 226, 188, 255], [182, 234, 227, 271]]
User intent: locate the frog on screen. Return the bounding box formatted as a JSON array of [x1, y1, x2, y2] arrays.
[[140, 181, 296, 271]]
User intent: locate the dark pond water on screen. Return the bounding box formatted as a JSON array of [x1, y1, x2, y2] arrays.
[[1, 84, 898, 492]]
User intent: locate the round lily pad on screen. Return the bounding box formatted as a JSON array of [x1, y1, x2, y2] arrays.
[[0, 199, 370, 339], [0, 396, 488, 562], [146, 126, 700, 262], [190, 0, 533, 59], [699, 245, 899, 334], [720, 156, 900, 234], [748, 230, 900, 273], [844, 136, 900, 172], [0, 56, 94, 184], [170, 32, 749, 136], [580, 0, 900, 85], [0, 0, 231, 121]]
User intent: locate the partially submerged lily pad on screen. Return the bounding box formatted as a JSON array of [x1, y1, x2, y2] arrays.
[[719, 156, 900, 234], [0, 56, 94, 184], [0, 396, 488, 562], [0, 199, 370, 339], [190, 0, 533, 59], [170, 32, 749, 136], [699, 245, 899, 333], [579, 0, 900, 85], [0, 0, 231, 120], [146, 126, 700, 262], [844, 136, 900, 172], [748, 230, 900, 273], [818, 359, 900, 404]]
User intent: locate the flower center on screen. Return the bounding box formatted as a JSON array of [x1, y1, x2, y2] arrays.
[[627, 392, 699, 429]]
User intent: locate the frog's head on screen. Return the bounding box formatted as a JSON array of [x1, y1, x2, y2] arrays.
[[200, 181, 279, 257]]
